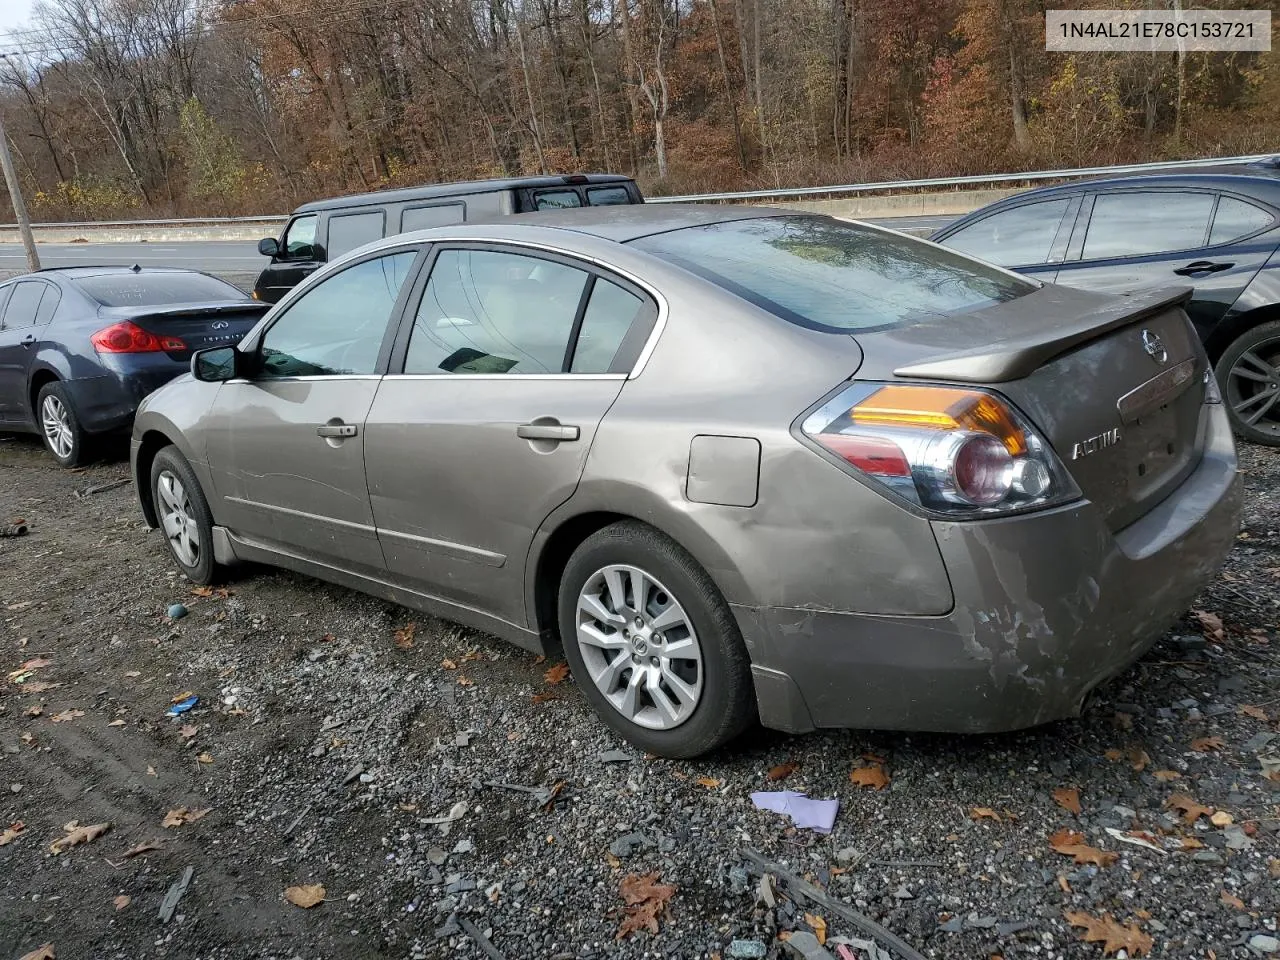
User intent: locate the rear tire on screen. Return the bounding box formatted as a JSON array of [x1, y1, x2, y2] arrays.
[[37, 382, 91, 468], [557, 521, 755, 758], [150, 446, 219, 585], [1215, 320, 1280, 447]]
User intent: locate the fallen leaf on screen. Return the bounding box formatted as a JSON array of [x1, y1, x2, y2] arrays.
[[1057, 874, 1071, 893], [196, 753, 213, 764], [1053, 787, 1082, 816], [170, 690, 195, 704], [179, 724, 198, 739], [120, 840, 162, 859], [146, 766, 157, 777], [1192, 609, 1225, 641], [1104, 748, 1124, 762], [1269, 858, 1280, 879], [804, 912, 827, 945], [123, 671, 140, 678], [8, 657, 51, 679], [284, 884, 326, 908], [0, 821, 25, 846], [1106, 828, 1165, 854], [50, 709, 84, 723], [1128, 748, 1151, 772], [19, 681, 57, 693], [113, 895, 131, 911], [616, 872, 676, 939], [162, 807, 210, 828], [766, 761, 798, 782], [695, 776, 723, 790], [849, 764, 889, 790], [604, 850, 622, 868], [544, 662, 571, 684], [1065, 910, 1153, 957], [1220, 889, 1245, 911], [970, 807, 1002, 822], [49, 822, 109, 854], [17, 944, 54, 960], [461, 649, 487, 663], [1113, 711, 1133, 731], [393, 622, 416, 649], [24, 706, 41, 718], [440, 658, 457, 670], [531, 692, 558, 704], [1153, 770, 1181, 782], [1192, 736, 1225, 753], [1210, 811, 1234, 827], [540, 780, 567, 813], [107, 719, 125, 727], [1166, 793, 1214, 825], [456, 675, 474, 686], [533, 654, 546, 664], [1049, 828, 1118, 867], [191, 586, 214, 598], [1240, 705, 1269, 722]]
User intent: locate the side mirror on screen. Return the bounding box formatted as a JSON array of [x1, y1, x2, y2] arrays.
[[192, 346, 241, 383], [258, 237, 280, 257]]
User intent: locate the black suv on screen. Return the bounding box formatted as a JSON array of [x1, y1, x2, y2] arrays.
[[933, 169, 1280, 445], [252, 174, 644, 304]]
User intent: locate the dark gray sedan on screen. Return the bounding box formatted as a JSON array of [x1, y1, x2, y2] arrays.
[[129, 206, 1241, 757]]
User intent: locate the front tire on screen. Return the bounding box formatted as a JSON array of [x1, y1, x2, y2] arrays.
[[557, 521, 755, 758], [150, 446, 218, 585], [37, 382, 91, 468], [1215, 320, 1280, 447]]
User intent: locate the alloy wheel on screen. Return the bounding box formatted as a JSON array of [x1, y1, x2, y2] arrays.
[[156, 469, 201, 568], [40, 394, 74, 460], [1226, 338, 1280, 438], [575, 564, 703, 730]]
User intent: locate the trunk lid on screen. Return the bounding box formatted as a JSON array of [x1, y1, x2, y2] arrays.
[[862, 284, 1208, 531], [103, 301, 269, 361]]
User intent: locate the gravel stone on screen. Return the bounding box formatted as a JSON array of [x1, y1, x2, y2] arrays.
[[1250, 935, 1280, 953], [726, 940, 768, 959]]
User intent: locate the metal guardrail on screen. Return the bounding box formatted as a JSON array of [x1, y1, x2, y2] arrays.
[[1, 153, 1274, 228]]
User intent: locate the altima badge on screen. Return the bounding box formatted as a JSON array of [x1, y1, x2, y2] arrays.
[[1072, 427, 1121, 460], [1141, 329, 1167, 363]]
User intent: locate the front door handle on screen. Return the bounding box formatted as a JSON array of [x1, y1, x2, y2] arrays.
[[20, 335, 35, 347], [516, 422, 580, 442], [1173, 260, 1233, 276], [317, 423, 358, 439]]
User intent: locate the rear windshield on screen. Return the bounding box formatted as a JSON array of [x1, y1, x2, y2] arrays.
[[631, 216, 1034, 332], [77, 273, 247, 307]]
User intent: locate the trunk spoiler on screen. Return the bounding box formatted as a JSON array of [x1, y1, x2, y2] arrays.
[[99, 300, 270, 321], [892, 286, 1194, 384]]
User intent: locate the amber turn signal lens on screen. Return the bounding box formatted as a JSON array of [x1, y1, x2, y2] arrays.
[[849, 385, 1028, 456]]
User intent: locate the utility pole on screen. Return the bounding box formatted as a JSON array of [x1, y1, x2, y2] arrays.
[[0, 52, 39, 272]]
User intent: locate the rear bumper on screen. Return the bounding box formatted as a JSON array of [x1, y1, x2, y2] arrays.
[[738, 402, 1242, 734], [63, 358, 186, 434]]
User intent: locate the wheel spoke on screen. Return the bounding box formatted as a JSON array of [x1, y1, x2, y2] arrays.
[[1244, 391, 1280, 425], [659, 661, 699, 707], [602, 568, 628, 613], [611, 667, 644, 719], [647, 673, 683, 725], [161, 513, 184, 538], [1238, 350, 1280, 381], [578, 622, 627, 650], [591, 650, 630, 691], [628, 569, 650, 616], [660, 635, 699, 660], [158, 475, 181, 512], [649, 603, 686, 632], [579, 592, 625, 627], [1234, 388, 1278, 413]]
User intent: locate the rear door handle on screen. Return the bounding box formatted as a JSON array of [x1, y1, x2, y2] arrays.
[[317, 423, 358, 438], [516, 422, 580, 442], [1173, 260, 1233, 275]]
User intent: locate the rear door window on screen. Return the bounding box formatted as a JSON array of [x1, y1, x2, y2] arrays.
[[1, 282, 46, 330], [586, 186, 632, 206], [34, 285, 60, 325], [533, 190, 583, 211], [1209, 196, 1275, 245], [402, 203, 464, 232], [281, 214, 319, 259], [327, 211, 385, 259], [570, 279, 646, 373], [1082, 191, 1215, 260], [942, 198, 1073, 267]]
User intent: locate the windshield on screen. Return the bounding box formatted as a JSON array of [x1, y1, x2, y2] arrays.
[[77, 273, 248, 307], [631, 216, 1034, 332]]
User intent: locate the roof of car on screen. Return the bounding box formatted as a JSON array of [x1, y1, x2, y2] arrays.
[[293, 174, 636, 215], [467, 203, 793, 242], [970, 170, 1280, 206]]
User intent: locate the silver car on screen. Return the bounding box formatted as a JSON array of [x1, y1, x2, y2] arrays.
[[130, 206, 1242, 758]]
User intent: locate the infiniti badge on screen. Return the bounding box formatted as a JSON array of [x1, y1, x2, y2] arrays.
[[210, 320, 230, 330], [1141, 329, 1167, 364]]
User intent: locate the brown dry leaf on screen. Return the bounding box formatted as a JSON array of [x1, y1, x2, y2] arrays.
[[9, 657, 52, 678], [970, 807, 1002, 822], [1193, 609, 1225, 641], [191, 585, 214, 598], [284, 884, 326, 909], [120, 840, 162, 859], [107, 719, 125, 727], [849, 764, 889, 790], [393, 622, 416, 650], [49, 821, 109, 854], [1153, 770, 1181, 782], [615, 872, 677, 940], [162, 807, 210, 828], [804, 912, 827, 945], [533, 654, 546, 664], [20, 681, 57, 693], [461, 649, 487, 663], [531, 692, 558, 705], [1053, 787, 1082, 816], [1210, 811, 1234, 827], [766, 761, 798, 782], [170, 690, 195, 704], [1240, 705, 1269, 722], [24, 706, 41, 718], [17, 944, 54, 960], [113, 895, 131, 912], [1113, 711, 1134, 732], [1166, 793, 1214, 825], [544, 662, 571, 684], [1104, 748, 1124, 762], [50, 709, 84, 723], [1049, 828, 1118, 867], [1128, 748, 1151, 772], [196, 753, 214, 764], [179, 724, 198, 739], [1066, 911, 1153, 957], [1057, 874, 1072, 894], [1269, 858, 1280, 879], [604, 850, 622, 868], [456, 675, 474, 686], [1191, 736, 1225, 753], [440, 658, 457, 670], [0, 821, 25, 846], [695, 776, 723, 790], [1220, 889, 1245, 911]]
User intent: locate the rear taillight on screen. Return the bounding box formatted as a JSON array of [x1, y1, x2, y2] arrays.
[[91, 321, 186, 354], [801, 383, 1078, 517]]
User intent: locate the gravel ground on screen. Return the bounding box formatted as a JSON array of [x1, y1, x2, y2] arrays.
[[1, 434, 1278, 960]]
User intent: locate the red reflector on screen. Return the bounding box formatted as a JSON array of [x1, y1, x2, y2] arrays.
[[90, 321, 187, 354], [816, 434, 911, 477]]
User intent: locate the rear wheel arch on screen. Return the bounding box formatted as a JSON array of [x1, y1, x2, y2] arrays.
[[27, 369, 58, 420], [1204, 303, 1280, 363]]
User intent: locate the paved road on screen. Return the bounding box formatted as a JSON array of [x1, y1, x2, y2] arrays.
[[0, 214, 954, 283]]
